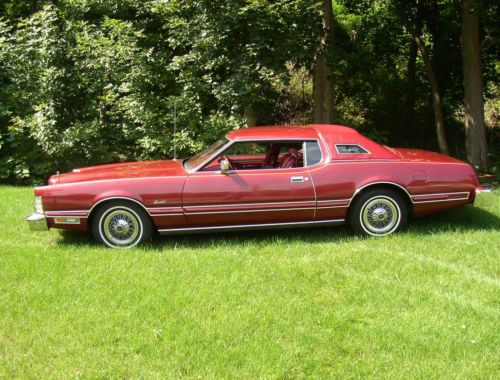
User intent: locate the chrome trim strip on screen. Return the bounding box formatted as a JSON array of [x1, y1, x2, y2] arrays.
[[46, 214, 88, 219], [150, 213, 185, 217], [146, 207, 182, 211], [412, 197, 470, 204], [185, 207, 315, 215], [302, 141, 308, 168], [411, 191, 470, 200], [184, 200, 317, 209], [317, 199, 351, 203], [158, 218, 345, 235], [45, 209, 89, 214], [316, 205, 349, 209]]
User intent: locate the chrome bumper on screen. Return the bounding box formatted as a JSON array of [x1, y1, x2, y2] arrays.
[[474, 187, 494, 208], [26, 213, 49, 231]]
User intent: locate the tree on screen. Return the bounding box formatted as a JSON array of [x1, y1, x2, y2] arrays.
[[461, 0, 489, 170], [395, 0, 449, 154], [312, 0, 335, 124]]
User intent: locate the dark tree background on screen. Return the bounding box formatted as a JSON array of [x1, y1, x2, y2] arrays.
[[0, 0, 498, 183]]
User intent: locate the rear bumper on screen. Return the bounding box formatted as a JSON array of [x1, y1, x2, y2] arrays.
[[26, 213, 49, 231], [474, 187, 494, 208]]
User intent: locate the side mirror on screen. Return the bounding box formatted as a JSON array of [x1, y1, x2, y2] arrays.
[[220, 159, 230, 174]]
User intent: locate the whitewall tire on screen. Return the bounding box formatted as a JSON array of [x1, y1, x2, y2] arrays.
[[91, 201, 153, 248], [349, 189, 408, 236]]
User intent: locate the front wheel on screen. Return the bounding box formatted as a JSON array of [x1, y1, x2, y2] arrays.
[[91, 201, 153, 248], [349, 189, 408, 236]]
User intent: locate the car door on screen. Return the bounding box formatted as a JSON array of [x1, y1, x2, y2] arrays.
[[182, 141, 316, 228]]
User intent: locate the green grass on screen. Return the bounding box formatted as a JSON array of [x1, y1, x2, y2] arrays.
[[0, 186, 499, 379]]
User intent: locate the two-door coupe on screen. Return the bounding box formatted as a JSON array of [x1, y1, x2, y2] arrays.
[[26, 124, 491, 248]]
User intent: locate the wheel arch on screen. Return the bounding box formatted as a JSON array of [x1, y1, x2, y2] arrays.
[[88, 196, 153, 226], [348, 182, 413, 216]]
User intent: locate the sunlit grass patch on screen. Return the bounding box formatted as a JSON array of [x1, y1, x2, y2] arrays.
[[0, 186, 499, 378]]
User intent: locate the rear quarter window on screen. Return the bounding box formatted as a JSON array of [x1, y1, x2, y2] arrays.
[[335, 144, 369, 154]]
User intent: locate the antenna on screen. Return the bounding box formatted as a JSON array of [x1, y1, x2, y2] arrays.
[[173, 101, 177, 160]]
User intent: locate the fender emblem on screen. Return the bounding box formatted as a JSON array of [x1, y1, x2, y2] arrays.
[[153, 199, 167, 205]]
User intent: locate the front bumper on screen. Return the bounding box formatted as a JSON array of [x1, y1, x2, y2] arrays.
[[26, 213, 49, 231], [474, 187, 494, 208]]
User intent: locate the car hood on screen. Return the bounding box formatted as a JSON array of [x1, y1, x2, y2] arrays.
[[48, 160, 186, 185]]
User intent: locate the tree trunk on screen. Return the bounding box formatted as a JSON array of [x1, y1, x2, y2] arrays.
[[244, 105, 257, 127], [312, 0, 334, 124], [412, 34, 449, 155], [395, 1, 449, 154], [461, 0, 489, 170], [404, 38, 418, 145]]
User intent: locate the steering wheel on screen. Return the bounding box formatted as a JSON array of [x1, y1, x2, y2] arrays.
[[220, 155, 236, 170]]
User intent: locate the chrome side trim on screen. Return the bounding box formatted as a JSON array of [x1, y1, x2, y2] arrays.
[[317, 199, 351, 204], [184, 200, 317, 209], [412, 191, 470, 203], [149, 213, 184, 217], [412, 191, 469, 199], [46, 214, 88, 219], [412, 198, 470, 204], [158, 218, 345, 235], [316, 205, 349, 209], [185, 207, 315, 215]]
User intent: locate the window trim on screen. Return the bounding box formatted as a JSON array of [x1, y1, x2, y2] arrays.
[[335, 144, 370, 155], [303, 140, 322, 167], [192, 138, 324, 173]]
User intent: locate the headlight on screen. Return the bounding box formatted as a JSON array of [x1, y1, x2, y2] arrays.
[[34, 196, 44, 214]]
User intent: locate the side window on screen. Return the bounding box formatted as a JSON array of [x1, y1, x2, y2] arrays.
[[335, 144, 368, 154], [223, 142, 269, 156], [304, 141, 322, 166], [200, 140, 306, 171]]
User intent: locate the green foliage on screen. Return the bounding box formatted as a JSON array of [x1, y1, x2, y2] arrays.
[[0, 0, 498, 183]]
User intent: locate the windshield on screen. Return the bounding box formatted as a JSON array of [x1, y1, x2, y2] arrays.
[[184, 139, 228, 171]]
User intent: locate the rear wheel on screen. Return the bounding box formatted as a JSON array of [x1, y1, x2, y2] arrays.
[[349, 189, 408, 236], [91, 201, 153, 248]]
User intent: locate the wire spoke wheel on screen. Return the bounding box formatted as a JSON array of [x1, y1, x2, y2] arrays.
[[97, 206, 144, 248], [354, 193, 405, 236]]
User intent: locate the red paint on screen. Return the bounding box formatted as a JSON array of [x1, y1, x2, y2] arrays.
[[33, 124, 481, 232]]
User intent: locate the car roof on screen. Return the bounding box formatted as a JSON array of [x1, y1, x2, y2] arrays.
[[226, 124, 357, 141], [226, 125, 318, 140], [226, 124, 396, 159]]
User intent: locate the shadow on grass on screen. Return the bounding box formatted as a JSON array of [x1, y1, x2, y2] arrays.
[[56, 205, 500, 250]]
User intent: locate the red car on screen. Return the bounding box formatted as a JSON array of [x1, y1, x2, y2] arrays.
[[26, 124, 491, 248]]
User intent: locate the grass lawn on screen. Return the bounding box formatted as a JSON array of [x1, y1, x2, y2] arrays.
[[0, 185, 499, 379]]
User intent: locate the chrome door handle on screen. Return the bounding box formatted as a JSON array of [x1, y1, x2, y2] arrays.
[[291, 176, 304, 183]]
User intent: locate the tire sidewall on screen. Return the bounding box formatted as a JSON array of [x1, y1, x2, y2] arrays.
[[91, 201, 152, 248], [350, 189, 408, 236]]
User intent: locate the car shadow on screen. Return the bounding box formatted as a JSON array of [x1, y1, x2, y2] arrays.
[[56, 204, 500, 250]]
